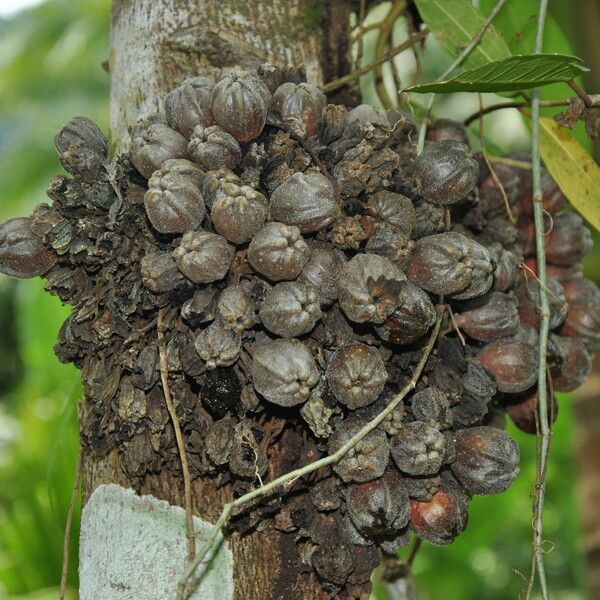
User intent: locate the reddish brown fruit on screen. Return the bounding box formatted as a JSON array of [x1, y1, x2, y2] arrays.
[[551, 335, 593, 391], [454, 292, 520, 342], [505, 389, 558, 434], [560, 301, 600, 351], [515, 277, 568, 330], [476, 337, 538, 393], [519, 168, 567, 216], [410, 487, 468, 545]]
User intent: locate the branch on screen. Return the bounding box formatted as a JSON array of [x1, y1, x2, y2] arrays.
[[176, 306, 445, 600], [463, 99, 569, 126], [416, 0, 509, 154], [525, 1, 553, 599], [157, 308, 196, 562], [322, 28, 429, 93]]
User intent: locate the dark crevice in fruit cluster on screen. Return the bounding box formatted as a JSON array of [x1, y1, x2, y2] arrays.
[[0, 65, 597, 597]]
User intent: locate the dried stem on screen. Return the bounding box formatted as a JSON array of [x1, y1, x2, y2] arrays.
[[525, 1, 552, 599], [323, 28, 429, 93], [374, 1, 407, 110], [478, 93, 514, 221], [59, 447, 82, 600], [416, 0, 509, 154], [176, 307, 445, 600], [157, 308, 196, 562]]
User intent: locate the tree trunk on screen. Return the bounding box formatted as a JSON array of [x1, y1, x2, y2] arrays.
[[81, 2, 354, 599]]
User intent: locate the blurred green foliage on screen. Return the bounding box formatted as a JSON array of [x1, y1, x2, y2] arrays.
[[0, 1, 594, 599], [0, 0, 110, 597]]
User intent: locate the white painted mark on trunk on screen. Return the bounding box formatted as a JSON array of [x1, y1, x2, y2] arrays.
[[80, 484, 233, 600]]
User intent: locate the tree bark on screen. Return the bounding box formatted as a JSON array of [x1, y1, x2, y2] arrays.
[[82, 2, 354, 599], [109, 0, 354, 152]]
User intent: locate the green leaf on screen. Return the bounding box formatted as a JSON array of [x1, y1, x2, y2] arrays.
[[539, 117, 600, 232], [479, 0, 592, 150], [406, 54, 587, 93], [414, 0, 511, 68]]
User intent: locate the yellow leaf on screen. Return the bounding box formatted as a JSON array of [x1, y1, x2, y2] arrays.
[[539, 117, 600, 232]]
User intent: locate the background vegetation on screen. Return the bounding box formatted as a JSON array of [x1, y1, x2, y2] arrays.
[[0, 1, 596, 598]]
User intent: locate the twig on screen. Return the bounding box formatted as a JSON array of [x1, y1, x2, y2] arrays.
[[176, 307, 445, 600], [374, 1, 407, 110], [478, 93, 514, 220], [406, 537, 422, 566], [352, 21, 386, 41], [490, 156, 532, 170], [157, 308, 196, 562], [355, 0, 367, 72], [322, 28, 429, 93], [448, 305, 466, 347], [525, 2, 552, 598], [463, 99, 569, 126], [59, 447, 82, 600], [416, 0, 509, 154], [568, 79, 593, 107]]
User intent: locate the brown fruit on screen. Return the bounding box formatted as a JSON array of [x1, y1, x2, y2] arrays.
[[476, 337, 538, 393], [410, 487, 468, 545]]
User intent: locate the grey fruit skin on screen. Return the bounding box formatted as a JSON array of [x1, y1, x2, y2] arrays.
[[195, 320, 241, 370], [259, 281, 321, 338], [54, 116, 108, 183], [270, 82, 326, 136], [365, 191, 416, 238], [390, 421, 446, 476], [248, 222, 311, 282], [210, 72, 271, 143], [172, 230, 234, 284], [217, 284, 255, 334], [329, 418, 390, 483], [144, 159, 205, 234], [187, 125, 242, 171], [407, 232, 493, 299], [130, 115, 189, 179], [271, 171, 339, 234], [337, 253, 406, 324], [326, 343, 388, 409], [211, 182, 268, 245], [252, 339, 319, 407], [297, 241, 346, 306], [451, 426, 520, 495], [347, 472, 410, 542], [140, 251, 184, 293], [413, 139, 478, 205], [164, 76, 214, 137]]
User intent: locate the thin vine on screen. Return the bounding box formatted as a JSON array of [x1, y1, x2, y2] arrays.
[[525, 1, 553, 598], [158, 308, 196, 562]]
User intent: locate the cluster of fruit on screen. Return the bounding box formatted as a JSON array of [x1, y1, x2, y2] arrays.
[[0, 66, 596, 595]]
